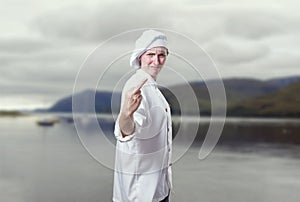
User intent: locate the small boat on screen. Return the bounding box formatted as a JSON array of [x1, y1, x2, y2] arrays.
[[36, 119, 59, 126]]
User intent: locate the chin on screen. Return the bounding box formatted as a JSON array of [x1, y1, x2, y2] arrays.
[[151, 70, 160, 76]]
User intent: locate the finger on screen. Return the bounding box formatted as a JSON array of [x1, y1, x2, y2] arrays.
[[130, 94, 139, 100], [132, 96, 142, 107], [136, 94, 142, 100], [130, 97, 136, 104], [130, 94, 140, 101], [134, 78, 148, 93], [132, 95, 142, 105], [136, 95, 142, 103]]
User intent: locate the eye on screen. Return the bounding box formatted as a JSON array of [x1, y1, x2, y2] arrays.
[[158, 54, 166, 57]]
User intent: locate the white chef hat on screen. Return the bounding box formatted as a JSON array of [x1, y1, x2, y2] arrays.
[[130, 30, 168, 69]]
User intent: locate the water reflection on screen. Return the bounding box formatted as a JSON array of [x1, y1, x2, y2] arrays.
[[0, 115, 300, 202]]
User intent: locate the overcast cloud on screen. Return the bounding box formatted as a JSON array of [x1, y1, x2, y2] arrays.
[[0, 0, 299, 109]]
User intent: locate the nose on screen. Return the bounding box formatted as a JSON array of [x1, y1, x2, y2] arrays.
[[153, 55, 159, 65]]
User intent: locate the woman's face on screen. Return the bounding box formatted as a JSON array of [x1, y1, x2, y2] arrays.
[[139, 47, 168, 80]]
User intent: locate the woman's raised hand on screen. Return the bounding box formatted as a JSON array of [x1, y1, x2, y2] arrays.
[[122, 78, 148, 117], [119, 78, 148, 136]]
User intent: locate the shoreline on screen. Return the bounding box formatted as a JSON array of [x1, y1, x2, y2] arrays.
[[0, 110, 26, 117]]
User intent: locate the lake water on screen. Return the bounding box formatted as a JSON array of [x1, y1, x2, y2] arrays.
[[1, 115, 300, 202]]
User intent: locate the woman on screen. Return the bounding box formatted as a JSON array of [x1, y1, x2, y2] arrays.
[[113, 30, 172, 202]]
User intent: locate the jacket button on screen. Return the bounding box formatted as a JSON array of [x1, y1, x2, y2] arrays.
[[165, 108, 168, 112]]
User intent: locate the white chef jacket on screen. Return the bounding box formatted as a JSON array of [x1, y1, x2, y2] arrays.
[[113, 69, 172, 202]]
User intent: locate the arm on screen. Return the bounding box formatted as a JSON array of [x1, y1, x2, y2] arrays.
[[119, 78, 147, 137], [119, 110, 135, 137]]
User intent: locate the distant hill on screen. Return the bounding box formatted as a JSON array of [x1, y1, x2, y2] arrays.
[[48, 88, 179, 115], [168, 78, 279, 115], [0, 110, 24, 116], [267, 75, 300, 87], [44, 76, 300, 117], [49, 90, 121, 113], [166, 76, 300, 115], [227, 81, 300, 117]]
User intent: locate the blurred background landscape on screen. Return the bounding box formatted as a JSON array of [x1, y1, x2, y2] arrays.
[[37, 75, 300, 117], [1, 0, 300, 201]]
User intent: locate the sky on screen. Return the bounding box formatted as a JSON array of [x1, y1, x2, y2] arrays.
[[0, 0, 299, 110]]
